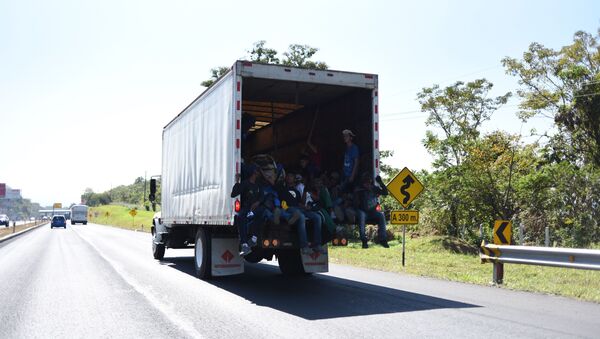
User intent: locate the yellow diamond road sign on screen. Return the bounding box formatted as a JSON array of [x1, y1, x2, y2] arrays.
[[53, 203, 62, 209], [129, 209, 137, 217], [493, 220, 512, 245], [390, 210, 419, 225], [386, 167, 424, 208]]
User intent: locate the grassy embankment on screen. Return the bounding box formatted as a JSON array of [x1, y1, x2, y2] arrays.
[[329, 235, 600, 303], [86, 206, 600, 302], [89, 205, 155, 232]]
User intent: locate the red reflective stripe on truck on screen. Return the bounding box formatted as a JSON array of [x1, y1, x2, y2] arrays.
[[236, 100, 240, 111], [236, 139, 240, 149], [375, 140, 379, 149], [236, 119, 240, 129], [375, 122, 378, 131], [237, 81, 240, 92], [236, 162, 239, 174], [375, 105, 378, 114], [376, 159, 379, 168]]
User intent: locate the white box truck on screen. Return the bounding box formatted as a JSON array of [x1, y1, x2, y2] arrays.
[[150, 60, 379, 279], [70, 204, 88, 225]]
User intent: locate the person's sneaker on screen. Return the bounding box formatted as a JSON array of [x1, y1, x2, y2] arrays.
[[362, 239, 369, 249], [380, 240, 390, 248], [240, 243, 252, 256], [301, 247, 313, 255], [273, 208, 281, 225], [248, 235, 258, 247]]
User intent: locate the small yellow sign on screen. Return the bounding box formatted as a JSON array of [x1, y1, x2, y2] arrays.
[[493, 220, 512, 245], [386, 167, 424, 208], [53, 203, 62, 209], [129, 209, 137, 217], [390, 210, 419, 225]]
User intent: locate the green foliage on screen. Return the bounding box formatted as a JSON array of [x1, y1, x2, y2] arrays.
[[81, 177, 160, 208], [247, 40, 280, 64], [200, 66, 230, 88], [502, 29, 600, 166], [201, 41, 328, 86], [281, 44, 328, 69], [417, 79, 512, 240]]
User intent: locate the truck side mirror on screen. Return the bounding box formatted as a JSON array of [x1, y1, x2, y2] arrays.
[[149, 179, 156, 202]]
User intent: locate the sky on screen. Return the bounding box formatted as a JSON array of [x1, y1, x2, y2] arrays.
[[1, 0, 599, 206]]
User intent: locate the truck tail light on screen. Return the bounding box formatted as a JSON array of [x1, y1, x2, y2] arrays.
[[235, 199, 241, 213]]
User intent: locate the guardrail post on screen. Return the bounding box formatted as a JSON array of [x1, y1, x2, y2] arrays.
[[493, 262, 504, 284], [545, 227, 550, 247]]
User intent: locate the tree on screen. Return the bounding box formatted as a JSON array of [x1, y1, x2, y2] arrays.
[[502, 29, 600, 166], [416, 79, 511, 238], [282, 44, 328, 70], [247, 40, 279, 64], [200, 66, 230, 87]]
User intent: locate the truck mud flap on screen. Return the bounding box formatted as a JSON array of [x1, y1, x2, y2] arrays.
[[301, 245, 329, 273], [211, 238, 244, 276]]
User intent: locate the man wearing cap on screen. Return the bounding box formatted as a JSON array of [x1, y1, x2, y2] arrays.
[[342, 129, 359, 190]]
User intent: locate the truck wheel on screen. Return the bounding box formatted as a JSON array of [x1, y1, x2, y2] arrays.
[[277, 250, 306, 276], [83, 222, 87, 225], [194, 228, 212, 279], [152, 229, 165, 260]]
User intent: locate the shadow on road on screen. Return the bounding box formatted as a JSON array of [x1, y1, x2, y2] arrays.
[[160, 256, 480, 320]]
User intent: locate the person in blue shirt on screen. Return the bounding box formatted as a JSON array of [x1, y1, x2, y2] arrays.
[[342, 129, 359, 191]]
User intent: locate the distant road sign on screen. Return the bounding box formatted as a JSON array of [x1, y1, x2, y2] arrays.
[[53, 203, 62, 209], [390, 210, 419, 225], [493, 220, 512, 245], [129, 209, 137, 217], [386, 167, 424, 208]]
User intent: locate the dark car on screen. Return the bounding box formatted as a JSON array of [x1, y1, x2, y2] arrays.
[[50, 215, 66, 229], [0, 214, 9, 227]]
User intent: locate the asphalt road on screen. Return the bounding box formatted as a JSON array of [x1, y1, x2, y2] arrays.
[[1, 223, 599, 338]]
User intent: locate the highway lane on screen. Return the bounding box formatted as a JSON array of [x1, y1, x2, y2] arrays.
[[1, 223, 599, 338]]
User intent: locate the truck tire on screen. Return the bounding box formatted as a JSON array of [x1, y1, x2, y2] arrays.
[[194, 228, 212, 279], [277, 250, 306, 276], [152, 230, 165, 260]]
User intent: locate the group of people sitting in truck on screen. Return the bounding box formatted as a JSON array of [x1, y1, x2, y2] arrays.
[[231, 129, 390, 257]]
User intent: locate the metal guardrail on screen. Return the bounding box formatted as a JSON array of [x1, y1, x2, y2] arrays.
[[481, 241, 600, 278]]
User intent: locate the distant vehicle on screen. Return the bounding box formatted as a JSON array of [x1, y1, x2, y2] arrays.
[[50, 215, 66, 229], [0, 214, 9, 227], [70, 205, 88, 225], [29, 217, 35, 222], [42, 216, 49, 221]]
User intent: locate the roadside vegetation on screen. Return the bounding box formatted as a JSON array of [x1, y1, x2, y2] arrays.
[[84, 29, 600, 301], [88, 205, 154, 232], [329, 234, 600, 303]]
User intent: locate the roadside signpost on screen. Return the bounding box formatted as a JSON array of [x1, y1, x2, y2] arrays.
[[387, 167, 424, 266], [129, 209, 137, 227], [491, 220, 512, 284]]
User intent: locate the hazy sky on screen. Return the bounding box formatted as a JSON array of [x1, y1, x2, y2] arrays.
[[1, 0, 599, 206]]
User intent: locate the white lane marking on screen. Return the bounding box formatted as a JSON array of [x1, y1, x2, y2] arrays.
[[72, 227, 205, 339]]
